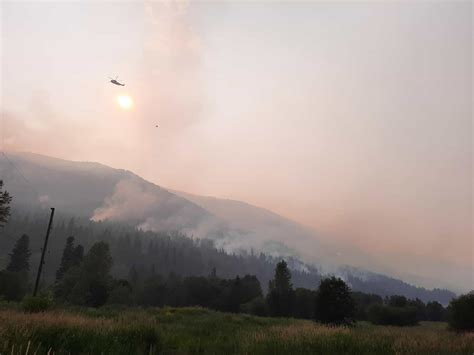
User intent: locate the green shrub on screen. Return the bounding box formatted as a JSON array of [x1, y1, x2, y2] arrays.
[[368, 304, 418, 326], [448, 291, 474, 332], [240, 296, 268, 316], [22, 293, 53, 313], [425, 301, 446, 321], [107, 283, 134, 306]]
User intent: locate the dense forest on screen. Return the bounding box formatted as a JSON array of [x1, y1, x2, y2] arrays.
[[0, 210, 319, 293], [0, 195, 472, 330], [0, 153, 459, 306], [0, 230, 459, 327], [0, 208, 455, 305]]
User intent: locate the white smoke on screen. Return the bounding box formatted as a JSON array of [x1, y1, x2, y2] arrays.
[[92, 179, 159, 222], [91, 177, 222, 237], [38, 194, 51, 208]]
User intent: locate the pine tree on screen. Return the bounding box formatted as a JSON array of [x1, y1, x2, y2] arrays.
[[72, 245, 84, 266], [6, 234, 31, 272], [53, 246, 82, 297], [273, 260, 293, 291], [54, 237, 84, 299], [56, 236, 75, 282], [0, 180, 12, 227], [81, 241, 113, 307], [266, 260, 294, 316]]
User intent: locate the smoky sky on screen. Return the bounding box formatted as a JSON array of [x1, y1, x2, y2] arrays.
[[1, 1, 472, 288]]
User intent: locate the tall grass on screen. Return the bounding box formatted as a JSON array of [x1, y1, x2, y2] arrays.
[[0, 307, 472, 354]]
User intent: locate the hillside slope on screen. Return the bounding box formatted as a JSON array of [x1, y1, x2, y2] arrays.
[[0, 151, 216, 234], [0, 151, 461, 300]]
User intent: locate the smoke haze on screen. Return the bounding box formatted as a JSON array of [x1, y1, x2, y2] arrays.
[[1, 1, 472, 290]]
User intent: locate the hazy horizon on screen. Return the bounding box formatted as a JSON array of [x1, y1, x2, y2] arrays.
[[1, 1, 472, 290]]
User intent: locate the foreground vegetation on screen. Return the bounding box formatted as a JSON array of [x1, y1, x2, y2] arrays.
[[0, 206, 455, 304], [1, 231, 463, 328], [1, 182, 473, 353], [0, 306, 473, 354]]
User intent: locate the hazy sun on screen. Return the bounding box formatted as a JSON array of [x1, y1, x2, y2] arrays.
[[117, 95, 133, 110]]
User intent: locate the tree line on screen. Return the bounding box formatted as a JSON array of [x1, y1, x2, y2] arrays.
[[0, 233, 472, 331], [0, 210, 455, 304], [0, 181, 471, 330]]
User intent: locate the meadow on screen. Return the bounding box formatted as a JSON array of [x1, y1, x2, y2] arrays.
[[0, 306, 473, 355]]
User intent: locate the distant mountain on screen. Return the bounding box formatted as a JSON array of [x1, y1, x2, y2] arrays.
[[170, 191, 470, 295], [0, 152, 334, 261], [0, 152, 381, 270], [172, 190, 327, 258], [0, 151, 459, 302], [0, 151, 215, 233]]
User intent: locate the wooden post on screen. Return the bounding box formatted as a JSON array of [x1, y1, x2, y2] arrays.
[[33, 207, 55, 296]]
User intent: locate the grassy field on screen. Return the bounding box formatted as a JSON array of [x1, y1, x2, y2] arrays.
[[0, 306, 473, 354]]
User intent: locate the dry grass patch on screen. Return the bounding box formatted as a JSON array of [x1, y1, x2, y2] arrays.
[[0, 308, 473, 354]]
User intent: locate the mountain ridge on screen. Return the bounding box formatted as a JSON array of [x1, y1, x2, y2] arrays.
[[0, 151, 465, 297]]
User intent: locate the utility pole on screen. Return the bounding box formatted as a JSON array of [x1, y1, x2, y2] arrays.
[[33, 207, 55, 296]]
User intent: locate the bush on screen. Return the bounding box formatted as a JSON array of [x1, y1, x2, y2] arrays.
[[368, 304, 418, 326], [425, 301, 446, 322], [293, 288, 316, 319], [352, 292, 383, 320], [22, 293, 54, 313], [448, 291, 474, 332], [108, 280, 134, 306], [240, 296, 268, 316]]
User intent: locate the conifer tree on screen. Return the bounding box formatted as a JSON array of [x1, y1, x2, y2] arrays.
[[81, 241, 113, 307], [6, 234, 31, 272], [0, 180, 12, 227], [0, 234, 31, 300], [72, 245, 84, 266], [267, 260, 295, 316], [54, 238, 84, 300], [56, 236, 75, 282]]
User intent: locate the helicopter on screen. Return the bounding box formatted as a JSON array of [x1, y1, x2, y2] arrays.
[[109, 76, 125, 86]]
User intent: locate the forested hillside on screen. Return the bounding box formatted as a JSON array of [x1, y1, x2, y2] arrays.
[[0, 209, 455, 304], [0, 152, 465, 298]]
